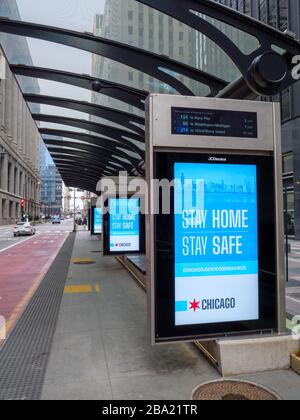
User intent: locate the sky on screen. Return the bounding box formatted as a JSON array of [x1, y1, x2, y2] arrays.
[[15, 0, 107, 194], [16, 0, 106, 114]]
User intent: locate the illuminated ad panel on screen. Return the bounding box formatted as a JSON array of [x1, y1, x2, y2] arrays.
[[94, 207, 103, 234], [174, 163, 259, 326], [109, 198, 140, 253], [153, 152, 277, 343]]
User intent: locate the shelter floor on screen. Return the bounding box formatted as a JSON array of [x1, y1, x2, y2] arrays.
[[40, 231, 300, 400]]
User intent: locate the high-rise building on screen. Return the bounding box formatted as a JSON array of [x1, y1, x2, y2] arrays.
[[40, 141, 63, 218], [0, 0, 40, 113], [211, 1, 299, 238], [0, 46, 41, 224], [91, 0, 203, 117]]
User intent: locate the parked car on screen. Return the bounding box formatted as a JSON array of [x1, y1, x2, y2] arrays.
[[52, 216, 61, 225], [13, 222, 36, 237]]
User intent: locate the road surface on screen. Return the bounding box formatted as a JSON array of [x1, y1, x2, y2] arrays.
[[0, 220, 73, 344]]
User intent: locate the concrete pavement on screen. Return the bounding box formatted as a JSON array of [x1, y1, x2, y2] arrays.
[[41, 231, 300, 400]]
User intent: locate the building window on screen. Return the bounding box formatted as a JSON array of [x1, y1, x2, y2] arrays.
[[283, 152, 294, 175], [281, 88, 292, 121], [128, 72, 134, 81], [128, 26, 133, 36], [2, 199, 6, 218], [128, 10, 133, 20], [149, 12, 154, 25]]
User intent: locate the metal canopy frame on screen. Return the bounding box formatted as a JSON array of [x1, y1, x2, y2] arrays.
[[44, 138, 139, 171], [53, 157, 117, 177], [24, 94, 145, 136], [57, 169, 102, 184], [11, 64, 148, 111], [47, 147, 135, 174], [136, 0, 300, 95], [58, 170, 101, 184], [49, 150, 130, 173], [40, 128, 143, 168], [1, 1, 300, 190], [35, 116, 144, 157], [0, 17, 227, 96]]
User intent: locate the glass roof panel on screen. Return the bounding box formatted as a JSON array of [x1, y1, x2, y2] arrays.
[[0, 0, 271, 189], [0, 0, 245, 100]]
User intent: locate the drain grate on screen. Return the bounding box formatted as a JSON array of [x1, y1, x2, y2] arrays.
[[192, 380, 280, 401], [0, 233, 75, 400]]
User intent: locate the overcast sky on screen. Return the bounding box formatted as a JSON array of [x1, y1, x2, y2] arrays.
[[16, 0, 106, 113]]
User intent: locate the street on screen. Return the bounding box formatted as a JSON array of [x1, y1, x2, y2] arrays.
[[0, 220, 73, 343], [0, 219, 73, 251]]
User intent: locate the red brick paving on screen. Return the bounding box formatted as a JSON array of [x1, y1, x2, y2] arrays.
[[0, 232, 68, 339]]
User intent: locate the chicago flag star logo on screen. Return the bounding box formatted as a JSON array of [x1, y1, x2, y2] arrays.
[[189, 299, 201, 312]]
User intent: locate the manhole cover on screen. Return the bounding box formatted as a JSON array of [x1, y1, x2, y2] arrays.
[[72, 258, 96, 265], [192, 380, 280, 401]]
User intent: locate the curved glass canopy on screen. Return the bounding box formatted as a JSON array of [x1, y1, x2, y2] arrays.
[[0, 0, 299, 192]]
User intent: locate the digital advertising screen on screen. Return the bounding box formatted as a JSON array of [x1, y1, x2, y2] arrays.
[[153, 152, 277, 343], [174, 163, 259, 326], [103, 197, 145, 256], [94, 207, 103, 234]]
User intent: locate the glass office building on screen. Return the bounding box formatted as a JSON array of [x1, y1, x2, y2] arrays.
[[0, 0, 40, 113], [208, 0, 300, 238]]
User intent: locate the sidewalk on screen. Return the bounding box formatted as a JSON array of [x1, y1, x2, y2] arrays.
[[40, 231, 300, 400]]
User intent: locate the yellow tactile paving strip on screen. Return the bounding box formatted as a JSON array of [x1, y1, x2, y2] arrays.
[[64, 284, 101, 294]]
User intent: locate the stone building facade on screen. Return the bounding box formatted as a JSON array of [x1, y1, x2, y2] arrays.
[[0, 48, 41, 225]]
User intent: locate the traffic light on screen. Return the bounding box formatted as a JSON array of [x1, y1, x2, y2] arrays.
[[21, 198, 25, 208]]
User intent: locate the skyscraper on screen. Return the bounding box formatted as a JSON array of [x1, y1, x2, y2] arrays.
[[210, 1, 298, 238], [40, 141, 63, 217], [91, 0, 202, 116], [0, 0, 40, 113]]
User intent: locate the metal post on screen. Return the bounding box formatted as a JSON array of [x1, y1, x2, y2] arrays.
[[73, 188, 76, 233], [284, 187, 289, 283]]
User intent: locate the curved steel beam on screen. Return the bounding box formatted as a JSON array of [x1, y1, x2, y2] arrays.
[[56, 161, 116, 180], [51, 153, 118, 171], [57, 170, 106, 184], [49, 149, 134, 174], [43, 137, 141, 171], [11, 64, 148, 111], [136, 0, 300, 95], [33, 114, 145, 150], [39, 126, 144, 160], [44, 138, 138, 171], [49, 149, 132, 173], [0, 17, 227, 96], [58, 171, 101, 185], [40, 128, 143, 163], [62, 178, 97, 192], [57, 169, 101, 185], [53, 159, 115, 177], [25, 94, 145, 136], [53, 157, 117, 177]]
